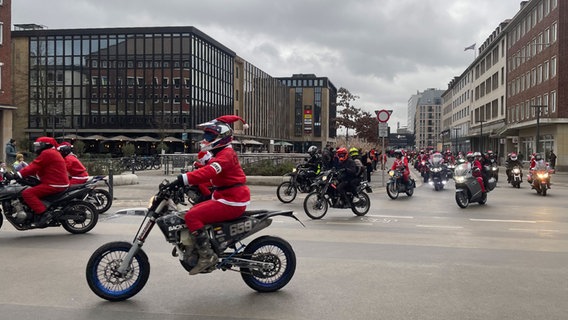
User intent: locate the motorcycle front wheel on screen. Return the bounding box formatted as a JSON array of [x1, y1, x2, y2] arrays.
[[351, 192, 370, 216], [455, 191, 469, 208], [240, 236, 296, 293], [86, 241, 150, 302], [60, 201, 99, 234], [386, 183, 399, 199], [276, 181, 297, 203], [89, 189, 113, 214], [303, 192, 328, 219]]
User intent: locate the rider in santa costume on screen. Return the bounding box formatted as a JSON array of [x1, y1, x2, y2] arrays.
[[171, 115, 251, 275]]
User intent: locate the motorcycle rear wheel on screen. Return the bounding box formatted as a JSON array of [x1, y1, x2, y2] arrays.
[[276, 181, 297, 203], [86, 241, 150, 301], [240, 236, 296, 293], [351, 192, 370, 216], [455, 191, 469, 208], [303, 192, 328, 219], [60, 201, 99, 234]]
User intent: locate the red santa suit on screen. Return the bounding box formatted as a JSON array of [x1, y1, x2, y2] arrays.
[[181, 146, 250, 231], [65, 154, 89, 185], [391, 157, 410, 182], [193, 151, 213, 199], [19, 148, 70, 214], [472, 159, 486, 193]]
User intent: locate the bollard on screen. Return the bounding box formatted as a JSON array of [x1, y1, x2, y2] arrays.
[[108, 165, 114, 199], [131, 156, 135, 174]]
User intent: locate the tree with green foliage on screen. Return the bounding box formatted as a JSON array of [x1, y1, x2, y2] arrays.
[[334, 87, 379, 145]]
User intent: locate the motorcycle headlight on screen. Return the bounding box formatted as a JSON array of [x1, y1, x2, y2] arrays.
[[512, 168, 520, 174], [322, 175, 328, 181], [454, 176, 465, 183], [492, 167, 498, 171], [537, 172, 549, 179], [431, 167, 441, 172], [292, 168, 297, 173], [388, 170, 394, 177]]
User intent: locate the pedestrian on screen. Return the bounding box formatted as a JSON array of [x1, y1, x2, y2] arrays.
[[549, 150, 557, 169], [13, 153, 29, 172], [5, 138, 17, 165]]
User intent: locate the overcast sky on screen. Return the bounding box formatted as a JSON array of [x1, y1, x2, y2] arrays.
[[12, 0, 523, 128]]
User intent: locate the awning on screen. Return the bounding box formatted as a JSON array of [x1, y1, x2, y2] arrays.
[[57, 134, 83, 140], [83, 134, 108, 141], [135, 136, 159, 142], [274, 141, 293, 146], [107, 135, 133, 141], [162, 136, 183, 143], [242, 139, 263, 145], [231, 139, 242, 145]]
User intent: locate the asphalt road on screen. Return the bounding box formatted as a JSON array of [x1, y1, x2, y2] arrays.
[[1, 167, 567, 320]]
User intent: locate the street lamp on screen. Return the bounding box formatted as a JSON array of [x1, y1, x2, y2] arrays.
[[531, 105, 547, 154], [452, 127, 461, 154], [477, 119, 486, 151]]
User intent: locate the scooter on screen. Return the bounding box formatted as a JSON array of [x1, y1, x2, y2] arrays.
[[453, 163, 496, 208]]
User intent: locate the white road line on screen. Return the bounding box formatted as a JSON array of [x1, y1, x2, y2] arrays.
[[416, 225, 464, 229], [325, 222, 374, 226], [366, 215, 414, 219], [470, 218, 536, 223], [508, 228, 560, 233]]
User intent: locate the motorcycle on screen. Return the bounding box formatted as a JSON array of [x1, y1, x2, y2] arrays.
[[508, 165, 523, 188], [386, 168, 416, 199], [487, 161, 499, 182], [454, 163, 496, 208], [0, 174, 99, 233], [303, 168, 371, 220], [276, 163, 318, 203], [83, 176, 113, 214], [86, 179, 303, 301], [445, 162, 456, 179], [427, 154, 448, 191], [529, 164, 553, 196], [419, 160, 430, 183]]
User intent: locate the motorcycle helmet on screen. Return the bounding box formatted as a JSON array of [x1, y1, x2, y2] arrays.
[[57, 141, 73, 158], [336, 147, 349, 162], [33, 136, 58, 155], [510, 152, 517, 161], [308, 145, 318, 156], [349, 147, 359, 157], [466, 152, 474, 162], [394, 149, 403, 158], [473, 151, 482, 158], [198, 115, 248, 152], [534, 153, 542, 161]]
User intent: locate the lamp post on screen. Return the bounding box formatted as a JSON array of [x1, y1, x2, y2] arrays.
[[452, 127, 461, 154], [530, 105, 547, 154], [477, 119, 486, 151]]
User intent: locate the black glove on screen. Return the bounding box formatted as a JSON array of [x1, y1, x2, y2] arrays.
[[3, 171, 17, 181], [168, 174, 185, 189]]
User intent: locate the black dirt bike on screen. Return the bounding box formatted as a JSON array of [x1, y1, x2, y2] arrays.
[[0, 174, 99, 233], [276, 163, 318, 203], [303, 168, 371, 220], [86, 179, 304, 301]]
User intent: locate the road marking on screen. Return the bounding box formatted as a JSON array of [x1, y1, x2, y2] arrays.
[[325, 222, 374, 226], [416, 225, 464, 229], [509, 228, 560, 233], [470, 218, 536, 223], [366, 214, 414, 219]]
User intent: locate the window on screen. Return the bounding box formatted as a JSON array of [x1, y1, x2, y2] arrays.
[[162, 77, 169, 88], [551, 56, 557, 77], [0, 23, 3, 45], [127, 77, 135, 87], [550, 91, 556, 113], [173, 78, 181, 89], [543, 61, 549, 81]]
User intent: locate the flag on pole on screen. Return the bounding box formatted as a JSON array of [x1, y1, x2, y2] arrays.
[[464, 43, 476, 51]]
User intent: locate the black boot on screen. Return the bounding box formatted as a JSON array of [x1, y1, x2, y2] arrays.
[[188, 229, 218, 275], [30, 211, 53, 228]]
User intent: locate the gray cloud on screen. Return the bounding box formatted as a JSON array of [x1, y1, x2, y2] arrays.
[[12, 0, 521, 126]]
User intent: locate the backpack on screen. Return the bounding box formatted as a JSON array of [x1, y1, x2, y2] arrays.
[[353, 158, 365, 178]]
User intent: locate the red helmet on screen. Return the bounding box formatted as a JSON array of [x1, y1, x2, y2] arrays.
[[336, 147, 348, 162]]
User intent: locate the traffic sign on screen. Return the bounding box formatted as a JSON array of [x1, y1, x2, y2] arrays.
[[378, 122, 388, 137], [376, 109, 391, 123]]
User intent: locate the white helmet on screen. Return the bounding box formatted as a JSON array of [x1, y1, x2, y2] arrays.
[[198, 115, 248, 151], [308, 145, 318, 155]]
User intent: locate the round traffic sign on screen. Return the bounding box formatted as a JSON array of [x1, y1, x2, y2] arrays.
[[376, 109, 390, 123]]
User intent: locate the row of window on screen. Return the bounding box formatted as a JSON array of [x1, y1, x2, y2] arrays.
[[508, 91, 557, 123], [507, 56, 556, 97], [508, 0, 558, 48], [508, 22, 557, 71]]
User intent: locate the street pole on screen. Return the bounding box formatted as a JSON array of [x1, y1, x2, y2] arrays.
[[531, 105, 547, 154]]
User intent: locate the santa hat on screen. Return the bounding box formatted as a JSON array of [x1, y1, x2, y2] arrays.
[[60, 141, 72, 147], [215, 115, 249, 130]]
